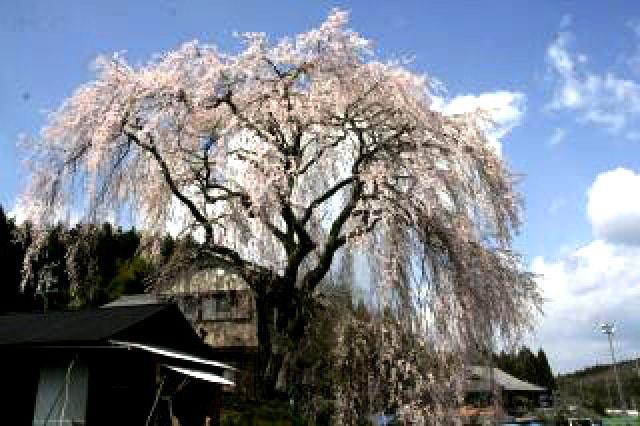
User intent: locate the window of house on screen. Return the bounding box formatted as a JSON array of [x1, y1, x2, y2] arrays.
[[202, 295, 232, 320], [200, 291, 254, 321]]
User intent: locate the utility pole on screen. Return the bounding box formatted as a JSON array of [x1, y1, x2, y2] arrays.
[[601, 323, 626, 410], [605, 372, 614, 410]]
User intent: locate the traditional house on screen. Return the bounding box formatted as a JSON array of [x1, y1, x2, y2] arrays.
[[0, 302, 234, 425], [151, 266, 257, 349], [149, 263, 259, 397], [464, 365, 549, 419]]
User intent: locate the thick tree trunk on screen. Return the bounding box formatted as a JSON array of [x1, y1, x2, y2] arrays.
[[254, 284, 308, 400], [255, 290, 279, 399]]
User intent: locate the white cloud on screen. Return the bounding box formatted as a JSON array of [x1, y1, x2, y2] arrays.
[[531, 168, 640, 373], [432, 91, 526, 154], [587, 168, 640, 245], [546, 27, 640, 136], [531, 240, 640, 372], [548, 128, 566, 146]]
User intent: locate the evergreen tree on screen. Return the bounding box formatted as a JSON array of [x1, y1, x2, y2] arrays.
[[0, 206, 23, 312], [1, 213, 158, 312], [493, 346, 557, 390], [159, 234, 176, 264], [536, 348, 557, 390], [67, 224, 147, 307], [515, 347, 535, 384], [106, 256, 153, 300]]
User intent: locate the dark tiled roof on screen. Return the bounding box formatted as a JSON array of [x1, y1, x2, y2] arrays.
[[0, 304, 168, 345]]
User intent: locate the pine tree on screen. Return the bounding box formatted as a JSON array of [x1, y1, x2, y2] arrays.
[[0, 206, 22, 312], [536, 348, 557, 390], [494, 346, 557, 389]]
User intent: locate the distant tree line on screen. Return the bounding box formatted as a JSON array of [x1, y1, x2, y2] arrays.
[[0, 205, 176, 313], [558, 359, 640, 414], [494, 346, 557, 390]]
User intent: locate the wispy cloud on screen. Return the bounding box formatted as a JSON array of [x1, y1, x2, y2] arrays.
[[559, 14, 572, 30], [625, 20, 640, 73], [546, 22, 640, 137], [548, 197, 566, 214], [548, 127, 566, 146]]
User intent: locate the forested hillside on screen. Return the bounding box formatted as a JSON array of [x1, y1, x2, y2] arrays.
[[493, 347, 557, 390], [557, 359, 640, 414], [0, 205, 170, 312]]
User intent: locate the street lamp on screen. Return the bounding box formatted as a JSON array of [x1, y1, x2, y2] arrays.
[[601, 322, 626, 410]]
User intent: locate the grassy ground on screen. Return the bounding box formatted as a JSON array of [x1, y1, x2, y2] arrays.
[[602, 417, 640, 426]]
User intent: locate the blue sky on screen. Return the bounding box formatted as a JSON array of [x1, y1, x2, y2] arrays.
[[3, 1, 640, 373]]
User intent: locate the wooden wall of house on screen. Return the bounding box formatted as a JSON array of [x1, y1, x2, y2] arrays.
[[86, 350, 157, 425], [156, 267, 259, 349], [166, 268, 250, 294], [0, 350, 39, 424]]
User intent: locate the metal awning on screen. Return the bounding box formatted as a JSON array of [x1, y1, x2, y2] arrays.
[[164, 364, 234, 386], [109, 340, 236, 371]]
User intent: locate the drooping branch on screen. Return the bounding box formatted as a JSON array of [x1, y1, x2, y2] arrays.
[[124, 130, 214, 240], [300, 180, 364, 293]]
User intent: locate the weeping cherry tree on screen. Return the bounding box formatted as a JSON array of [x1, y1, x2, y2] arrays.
[[21, 9, 540, 406]]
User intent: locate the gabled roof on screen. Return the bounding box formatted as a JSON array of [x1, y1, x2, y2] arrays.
[[0, 303, 205, 355], [0, 303, 236, 388], [468, 366, 546, 392]]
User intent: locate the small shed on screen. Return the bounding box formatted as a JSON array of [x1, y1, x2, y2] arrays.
[[0, 303, 234, 425]]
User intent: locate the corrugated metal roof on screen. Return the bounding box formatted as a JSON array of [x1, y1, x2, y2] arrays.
[[468, 366, 546, 392], [102, 294, 162, 307]]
